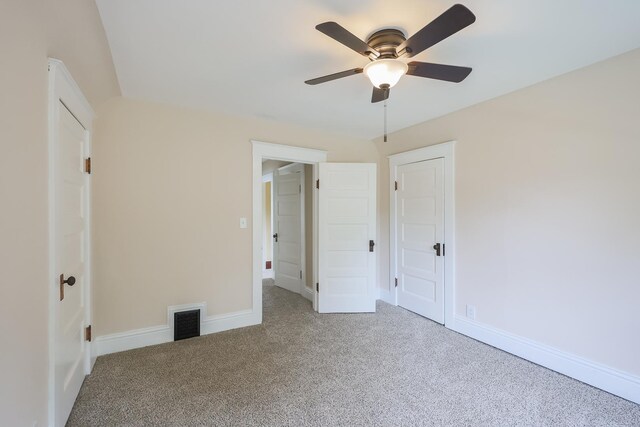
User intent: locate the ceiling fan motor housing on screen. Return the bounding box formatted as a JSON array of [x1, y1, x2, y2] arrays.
[[366, 29, 407, 59]]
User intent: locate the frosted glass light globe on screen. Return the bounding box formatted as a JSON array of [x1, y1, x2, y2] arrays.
[[363, 59, 408, 88]]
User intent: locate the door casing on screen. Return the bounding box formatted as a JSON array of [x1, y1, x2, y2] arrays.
[[252, 141, 327, 319], [388, 141, 456, 327]]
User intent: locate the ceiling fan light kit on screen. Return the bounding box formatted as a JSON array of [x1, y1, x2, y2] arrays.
[[363, 59, 408, 89]]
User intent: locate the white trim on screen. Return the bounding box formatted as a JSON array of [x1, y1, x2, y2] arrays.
[[47, 58, 95, 427], [452, 315, 640, 405], [312, 163, 319, 312], [202, 309, 255, 335], [93, 309, 255, 356], [387, 141, 456, 327], [48, 59, 95, 129], [93, 325, 169, 356], [378, 288, 395, 305], [262, 269, 274, 279], [301, 285, 315, 302], [252, 141, 327, 320]]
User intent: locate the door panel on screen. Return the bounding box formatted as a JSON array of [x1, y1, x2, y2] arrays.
[[273, 168, 302, 293], [54, 102, 88, 426], [318, 163, 376, 313], [396, 159, 445, 322]]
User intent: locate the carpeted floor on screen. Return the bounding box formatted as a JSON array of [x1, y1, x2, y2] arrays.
[[68, 279, 640, 426]]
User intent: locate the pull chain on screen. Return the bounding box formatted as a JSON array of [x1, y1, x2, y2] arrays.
[[383, 98, 388, 142]]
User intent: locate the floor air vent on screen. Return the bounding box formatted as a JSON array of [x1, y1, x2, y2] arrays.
[[174, 309, 200, 341]]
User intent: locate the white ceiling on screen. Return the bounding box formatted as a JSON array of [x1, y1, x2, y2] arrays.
[[96, 0, 640, 140]]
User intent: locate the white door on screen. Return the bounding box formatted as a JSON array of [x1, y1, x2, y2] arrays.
[[54, 102, 89, 426], [395, 159, 445, 323], [318, 163, 376, 313], [273, 166, 303, 293]]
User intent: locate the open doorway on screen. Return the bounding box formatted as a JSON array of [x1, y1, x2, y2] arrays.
[[252, 141, 328, 322], [262, 160, 315, 302]]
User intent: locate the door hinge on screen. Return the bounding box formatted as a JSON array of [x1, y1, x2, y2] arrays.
[[316, 179, 319, 189], [85, 325, 92, 342], [316, 283, 319, 292], [300, 270, 302, 279], [442, 243, 445, 256], [395, 278, 398, 288], [299, 184, 301, 194], [394, 181, 398, 191], [85, 157, 92, 174]]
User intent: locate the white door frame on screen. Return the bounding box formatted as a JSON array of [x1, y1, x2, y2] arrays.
[[252, 141, 327, 319], [275, 162, 307, 296], [388, 141, 456, 327], [47, 58, 95, 425]]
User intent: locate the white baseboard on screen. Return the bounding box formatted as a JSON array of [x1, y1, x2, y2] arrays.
[[94, 325, 170, 356], [94, 309, 258, 356], [262, 269, 274, 279], [201, 309, 255, 335], [378, 287, 396, 305], [452, 315, 640, 404], [301, 285, 314, 302]]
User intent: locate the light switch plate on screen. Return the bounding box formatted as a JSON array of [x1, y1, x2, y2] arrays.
[[466, 304, 476, 320]]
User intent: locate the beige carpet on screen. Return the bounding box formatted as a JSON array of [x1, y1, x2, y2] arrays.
[[68, 279, 640, 426]]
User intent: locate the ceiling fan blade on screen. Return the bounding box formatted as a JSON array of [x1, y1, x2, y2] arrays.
[[397, 4, 476, 58], [407, 62, 472, 82], [305, 68, 363, 85], [316, 22, 380, 58], [371, 86, 390, 103]]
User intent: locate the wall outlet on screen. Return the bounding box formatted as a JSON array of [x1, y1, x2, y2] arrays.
[[466, 304, 477, 320], [239, 217, 247, 229]]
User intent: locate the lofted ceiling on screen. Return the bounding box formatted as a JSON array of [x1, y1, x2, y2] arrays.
[[96, 0, 640, 140]]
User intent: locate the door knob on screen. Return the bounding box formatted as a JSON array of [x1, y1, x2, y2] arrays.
[[60, 274, 76, 286], [59, 274, 76, 301], [273, 233, 278, 242]]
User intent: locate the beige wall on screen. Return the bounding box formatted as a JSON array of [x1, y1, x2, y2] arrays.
[[375, 48, 640, 376], [0, 3, 49, 425], [45, 0, 120, 107], [0, 1, 118, 424], [92, 97, 377, 336]]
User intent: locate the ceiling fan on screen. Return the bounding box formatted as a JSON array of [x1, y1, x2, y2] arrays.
[[305, 4, 476, 103]]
